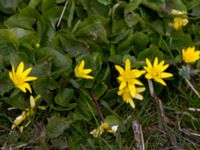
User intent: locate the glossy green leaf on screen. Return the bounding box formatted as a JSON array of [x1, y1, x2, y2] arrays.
[[0, 0, 19, 14], [93, 83, 108, 100], [55, 88, 74, 107], [46, 115, 69, 138]]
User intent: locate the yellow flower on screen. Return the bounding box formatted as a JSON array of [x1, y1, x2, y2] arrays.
[[144, 57, 173, 86], [74, 60, 94, 79], [117, 86, 145, 108], [169, 17, 188, 30], [182, 47, 200, 63], [115, 58, 145, 97], [90, 121, 118, 138], [9, 61, 37, 93], [12, 95, 45, 132]]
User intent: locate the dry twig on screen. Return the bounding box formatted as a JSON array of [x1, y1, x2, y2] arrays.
[[147, 80, 184, 150], [132, 120, 145, 150]]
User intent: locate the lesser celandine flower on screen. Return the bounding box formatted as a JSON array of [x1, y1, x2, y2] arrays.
[[90, 121, 118, 138], [74, 60, 94, 79], [117, 86, 145, 108], [144, 57, 173, 86], [115, 58, 145, 97], [169, 17, 188, 30], [9, 61, 37, 93], [12, 95, 46, 132], [182, 47, 200, 63]]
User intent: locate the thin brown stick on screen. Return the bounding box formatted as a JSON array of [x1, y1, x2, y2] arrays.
[[132, 120, 145, 150], [147, 80, 184, 150], [89, 91, 105, 122]]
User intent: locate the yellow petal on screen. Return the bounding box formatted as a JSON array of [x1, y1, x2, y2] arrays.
[[30, 95, 35, 109], [153, 57, 158, 67], [79, 60, 85, 69], [115, 65, 124, 74], [18, 85, 27, 93], [146, 58, 152, 68], [158, 60, 165, 67], [16, 62, 24, 75], [128, 84, 136, 97], [155, 78, 166, 86], [24, 76, 38, 82], [136, 87, 146, 93], [11, 64, 15, 75], [145, 73, 152, 79], [119, 82, 126, 90], [134, 93, 144, 100], [9, 72, 14, 81], [23, 83, 32, 93], [125, 58, 131, 71], [160, 72, 173, 78], [22, 68, 32, 78], [129, 100, 135, 109], [82, 74, 94, 79], [83, 69, 92, 74], [131, 70, 145, 77], [132, 79, 143, 86], [160, 64, 169, 72]]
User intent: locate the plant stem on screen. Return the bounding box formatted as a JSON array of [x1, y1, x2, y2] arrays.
[[147, 80, 184, 150], [185, 78, 200, 99], [89, 91, 105, 122], [57, 0, 68, 28]]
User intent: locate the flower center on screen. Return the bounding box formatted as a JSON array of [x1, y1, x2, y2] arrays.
[[150, 68, 160, 78], [13, 75, 24, 86], [124, 71, 133, 81]]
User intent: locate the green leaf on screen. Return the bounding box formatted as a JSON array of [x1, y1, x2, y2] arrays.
[[97, 0, 112, 6], [46, 115, 69, 138], [170, 31, 193, 50], [28, 0, 42, 8], [52, 30, 87, 57], [55, 88, 74, 107], [8, 28, 34, 39], [0, 0, 19, 15], [166, 0, 187, 12], [93, 83, 108, 100], [33, 78, 58, 104], [74, 16, 110, 44], [50, 136, 69, 149], [117, 32, 149, 54], [124, 0, 142, 27], [35, 47, 72, 76], [68, 0, 75, 28], [4, 7, 40, 30], [3, 94, 26, 110], [124, 12, 141, 27], [125, 0, 142, 11], [51, 104, 77, 111], [137, 45, 164, 61], [0, 71, 13, 96], [81, 0, 110, 16], [105, 115, 120, 126]]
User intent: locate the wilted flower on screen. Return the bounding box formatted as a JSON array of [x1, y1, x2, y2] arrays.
[[170, 9, 186, 15], [182, 47, 200, 63], [90, 121, 118, 138], [9, 61, 37, 93], [169, 17, 188, 30], [115, 58, 145, 97], [117, 86, 145, 108], [144, 57, 173, 86], [11, 95, 46, 132], [74, 60, 94, 79]]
